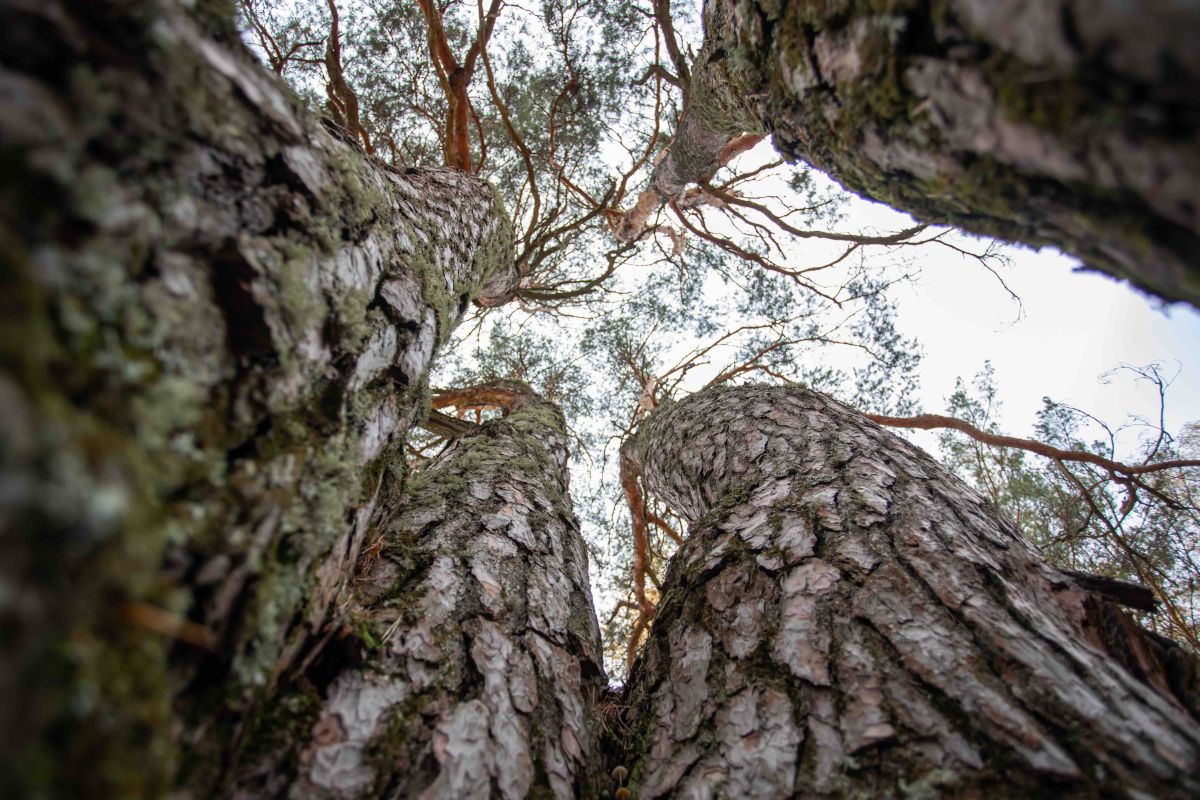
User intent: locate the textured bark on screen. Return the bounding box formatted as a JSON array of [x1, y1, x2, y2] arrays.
[[0, 1, 513, 795], [649, 40, 762, 200], [614, 38, 763, 243], [622, 385, 1200, 798], [228, 387, 606, 799], [697, 0, 1200, 305]]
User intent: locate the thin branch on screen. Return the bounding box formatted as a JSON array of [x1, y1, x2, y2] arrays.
[[865, 411, 1200, 477]]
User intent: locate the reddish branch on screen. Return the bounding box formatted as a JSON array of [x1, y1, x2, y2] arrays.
[[431, 381, 534, 414], [863, 411, 1200, 478], [612, 135, 764, 243], [715, 133, 765, 167], [620, 450, 656, 672], [417, 0, 504, 171], [418, 381, 545, 439], [325, 0, 373, 153]]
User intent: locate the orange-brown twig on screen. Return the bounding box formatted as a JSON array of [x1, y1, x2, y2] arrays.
[[620, 450, 656, 672], [863, 412, 1200, 478], [121, 601, 217, 650], [416, 0, 503, 171]]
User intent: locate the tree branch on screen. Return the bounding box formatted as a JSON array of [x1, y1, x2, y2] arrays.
[[864, 411, 1200, 477]]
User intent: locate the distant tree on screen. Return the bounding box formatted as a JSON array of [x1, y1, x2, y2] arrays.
[[936, 362, 1200, 650]]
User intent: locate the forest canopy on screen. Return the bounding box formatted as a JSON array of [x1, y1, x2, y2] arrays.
[[235, 0, 1200, 672]]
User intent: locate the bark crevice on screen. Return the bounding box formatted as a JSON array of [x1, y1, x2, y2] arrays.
[[621, 384, 1200, 798]]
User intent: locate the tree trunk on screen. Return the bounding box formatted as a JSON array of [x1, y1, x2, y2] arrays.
[[224, 386, 607, 798], [648, 40, 763, 200], [690, 0, 1200, 305], [0, 1, 513, 795], [621, 385, 1200, 798]]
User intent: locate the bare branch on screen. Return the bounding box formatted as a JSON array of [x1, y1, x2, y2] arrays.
[[865, 412, 1200, 478]]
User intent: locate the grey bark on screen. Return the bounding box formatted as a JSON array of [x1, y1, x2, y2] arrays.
[[0, 1, 513, 795], [648, 39, 761, 200], [622, 384, 1200, 798], [227, 386, 606, 799], [686, 0, 1200, 305]]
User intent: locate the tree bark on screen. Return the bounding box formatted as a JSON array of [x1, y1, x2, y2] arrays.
[[621, 384, 1200, 798], [225, 385, 607, 798], [648, 40, 763, 201], [688, 0, 1200, 305], [0, 1, 513, 795]]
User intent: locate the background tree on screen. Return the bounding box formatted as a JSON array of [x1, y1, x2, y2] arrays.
[[934, 362, 1200, 650]]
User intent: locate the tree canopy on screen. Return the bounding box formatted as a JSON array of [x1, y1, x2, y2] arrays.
[[234, 0, 1200, 672]]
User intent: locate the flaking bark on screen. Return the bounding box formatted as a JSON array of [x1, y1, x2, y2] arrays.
[[693, 0, 1200, 305], [622, 384, 1200, 798], [0, 1, 514, 794], [228, 387, 606, 798]]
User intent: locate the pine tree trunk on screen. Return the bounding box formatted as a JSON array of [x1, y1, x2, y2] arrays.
[[224, 387, 607, 799], [0, 1, 513, 795], [693, 0, 1200, 305], [621, 385, 1200, 798]]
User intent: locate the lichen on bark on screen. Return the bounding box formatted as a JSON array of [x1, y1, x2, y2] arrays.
[[0, 0, 514, 794], [227, 387, 606, 799], [621, 384, 1200, 798]]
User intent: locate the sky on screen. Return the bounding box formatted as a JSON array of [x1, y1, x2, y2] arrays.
[[722, 148, 1200, 458], [881, 198, 1200, 454]]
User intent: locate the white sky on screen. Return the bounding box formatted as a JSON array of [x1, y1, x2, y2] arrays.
[[645, 140, 1200, 459], [860, 191, 1200, 452]]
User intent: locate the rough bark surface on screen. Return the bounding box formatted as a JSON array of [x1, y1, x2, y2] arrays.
[[0, 1, 513, 795], [649, 39, 762, 200], [228, 389, 606, 799], [622, 385, 1200, 798], [698, 0, 1200, 305]]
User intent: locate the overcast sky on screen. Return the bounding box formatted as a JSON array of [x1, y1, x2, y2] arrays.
[[658, 141, 1200, 459], [852, 185, 1200, 455]]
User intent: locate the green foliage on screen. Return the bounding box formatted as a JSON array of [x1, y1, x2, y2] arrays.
[[938, 363, 1200, 649]]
